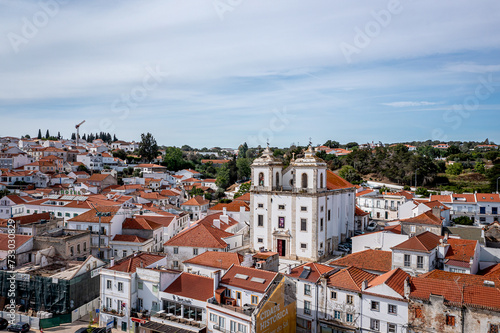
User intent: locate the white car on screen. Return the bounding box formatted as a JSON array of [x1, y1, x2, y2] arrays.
[[366, 221, 378, 231]]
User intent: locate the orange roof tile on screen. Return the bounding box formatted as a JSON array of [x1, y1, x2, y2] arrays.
[[331, 249, 393, 273], [355, 206, 369, 216], [164, 272, 214, 302], [399, 211, 443, 226], [109, 253, 165, 273], [445, 238, 477, 263], [234, 192, 250, 202], [183, 251, 243, 269], [112, 234, 148, 243], [181, 195, 209, 206], [67, 206, 120, 223], [476, 193, 500, 203], [356, 189, 374, 197], [221, 265, 278, 293], [122, 217, 162, 230], [287, 262, 336, 283], [327, 266, 377, 292], [0, 234, 32, 251], [164, 220, 234, 249], [326, 170, 354, 190], [429, 194, 452, 203], [367, 268, 409, 297], [210, 201, 250, 212], [392, 231, 442, 253]]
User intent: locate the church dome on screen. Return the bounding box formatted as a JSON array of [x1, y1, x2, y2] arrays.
[[292, 145, 327, 167]]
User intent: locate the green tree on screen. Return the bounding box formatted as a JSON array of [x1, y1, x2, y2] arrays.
[[234, 182, 250, 198], [189, 186, 204, 197], [162, 147, 186, 171], [37, 129, 42, 139], [113, 149, 128, 161], [45, 129, 50, 139], [446, 163, 463, 176], [416, 187, 430, 197], [138, 132, 159, 162], [216, 164, 232, 189], [475, 161, 486, 174], [324, 140, 340, 148], [453, 216, 474, 225], [238, 142, 248, 158], [338, 165, 362, 184], [77, 164, 90, 173], [236, 158, 251, 180]]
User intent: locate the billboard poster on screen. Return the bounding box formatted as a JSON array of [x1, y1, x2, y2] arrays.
[[256, 277, 296, 333]]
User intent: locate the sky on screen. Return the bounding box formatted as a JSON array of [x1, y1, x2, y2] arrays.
[[0, 0, 499, 148]]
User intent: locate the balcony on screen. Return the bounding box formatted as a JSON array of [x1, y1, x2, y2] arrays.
[[207, 299, 255, 317], [152, 311, 205, 330], [101, 307, 125, 317]]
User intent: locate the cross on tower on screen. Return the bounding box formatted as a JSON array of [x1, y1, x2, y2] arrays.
[[309, 137, 312, 146]]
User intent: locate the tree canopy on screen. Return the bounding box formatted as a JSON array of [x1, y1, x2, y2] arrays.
[[138, 132, 159, 162]]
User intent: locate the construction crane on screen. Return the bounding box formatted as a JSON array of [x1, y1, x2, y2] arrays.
[[75, 120, 85, 147]]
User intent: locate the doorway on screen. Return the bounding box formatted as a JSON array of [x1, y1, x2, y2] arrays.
[[277, 239, 286, 256]]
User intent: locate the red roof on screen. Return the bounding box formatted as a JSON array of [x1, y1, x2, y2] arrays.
[[194, 213, 239, 232], [327, 266, 377, 292], [181, 195, 209, 206], [445, 238, 477, 263], [0, 234, 32, 251], [210, 201, 250, 212], [4, 195, 27, 205], [220, 265, 278, 293], [392, 231, 442, 253], [331, 249, 393, 273], [234, 192, 250, 202], [476, 193, 500, 203], [367, 268, 409, 297], [287, 262, 336, 283], [0, 212, 51, 227], [164, 220, 234, 249], [163, 272, 214, 302], [326, 170, 354, 190], [355, 206, 369, 216], [429, 194, 452, 203], [108, 253, 165, 273], [67, 206, 120, 223], [383, 224, 402, 234], [399, 211, 443, 226], [122, 217, 162, 230], [183, 251, 243, 269], [356, 189, 374, 197], [112, 234, 148, 243]]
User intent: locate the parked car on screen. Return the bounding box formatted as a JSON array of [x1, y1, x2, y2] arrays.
[[338, 243, 351, 252], [0, 318, 9, 330], [7, 323, 30, 333], [366, 221, 378, 231]]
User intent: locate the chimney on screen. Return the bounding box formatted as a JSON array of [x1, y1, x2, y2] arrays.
[[362, 280, 368, 291], [404, 277, 411, 298], [110, 257, 115, 267], [287, 264, 292, 275], [213, 270, 221, 292], [432, 206, 441, 219], [223, 207, 227, 216], [213, 219, 221, 229]]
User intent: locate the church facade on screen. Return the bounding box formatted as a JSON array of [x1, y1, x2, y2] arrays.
[[250, 146, 356, 262]]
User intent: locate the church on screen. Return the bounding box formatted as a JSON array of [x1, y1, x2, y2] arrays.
[[250, 145, 356, 262]]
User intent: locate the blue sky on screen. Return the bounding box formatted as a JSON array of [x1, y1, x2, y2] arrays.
[[0, 0, 499, 148]]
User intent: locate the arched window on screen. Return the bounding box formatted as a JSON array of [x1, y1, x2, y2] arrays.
[[259, 172, 264, 186], [320, 173, 324, 188], [276, 172, 280, 187], [301, 173, 308, 188]]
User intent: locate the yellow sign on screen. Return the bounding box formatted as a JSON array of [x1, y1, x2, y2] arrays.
[[256, 277, 296, 333]]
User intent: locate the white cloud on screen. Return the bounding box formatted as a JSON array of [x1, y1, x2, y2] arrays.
[[381, 101, 439, 107]]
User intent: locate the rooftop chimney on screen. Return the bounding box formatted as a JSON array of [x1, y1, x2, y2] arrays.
[[432, 206, 441, 219], [362, 280, 368, 291], [213, 219, 221, 229], [213, 270, 221, 292], [110, 257, 115, 267]]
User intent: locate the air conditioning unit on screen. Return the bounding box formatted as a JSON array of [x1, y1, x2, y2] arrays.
[[226, 299, 237, 306]]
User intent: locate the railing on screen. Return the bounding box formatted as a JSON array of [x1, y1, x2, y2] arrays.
[[101, 308, 125, 317], [207, 299, 254, 316], [152, 312, 205, 329]]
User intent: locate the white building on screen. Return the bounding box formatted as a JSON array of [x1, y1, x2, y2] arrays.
[[250, 145, 356, 261]]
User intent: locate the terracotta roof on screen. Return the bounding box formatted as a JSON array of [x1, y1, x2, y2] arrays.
[[421, 200, 450, 211], [445, 238, 477, 263], [195, 212, 239, 231], [108, 253, 165, 273], [234, 192, 250, 202], [183, 251, 243, 269], [384, 224, 402, 234], [410, 276, 500, 311], [327, 266, 377, 292], [0, 212, 51, 227], [420, 269, 489, 285], [112, 234, 149, 243], [355, 206, 369, 216], [452, 193, 476, 203], [0, 234, 32, 251], [67, 206, 120, 223], [326, 170, 354, 190], [429, 194, 452, 203], [253, 251, 278, 260], [122, 217, 162, 230], [220, 265, 278, 293], [288, 262, 336, 283], [4, 195, 27, 205], [164, 220, 234, 249], [210, 201, 250, 212], [330, 249, 393, 273], [163, 272, 214, 302], [476, 193, 500, 203], [88, 173, 113, 182], [391, 231, 442, 253], [399, 211, 443, 226], [160, 189, 181, 197], [181, 195, 209, 206], [137, 214, 176, 228], [367, 268, 409, 297], [136, 164, 165, 168]]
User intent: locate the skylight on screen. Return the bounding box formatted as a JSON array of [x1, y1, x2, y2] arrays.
[[235, 274, 248, 280], [250, 277, 266, 283]]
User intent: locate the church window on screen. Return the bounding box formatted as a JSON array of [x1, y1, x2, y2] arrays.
[[301, 173, 308, 188]]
